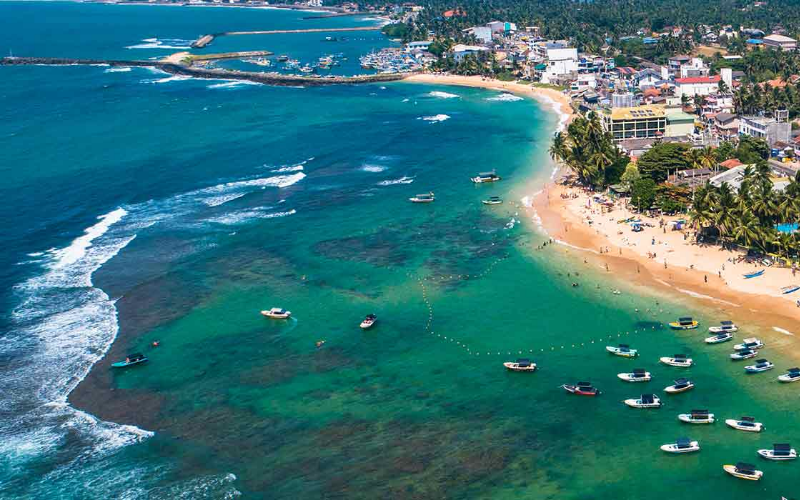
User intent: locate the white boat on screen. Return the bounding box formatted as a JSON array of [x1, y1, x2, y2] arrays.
[[708, 320, 738, 333], [757, 443, 797, 461], [725, 416, 763, 432], [606, 344, 638, 358], [723, 462, 762, 481], [481, 196, 503, 205], [617, 368, 651, 382], [261, 307, 291, 319], [660, 354, 693, 367], [409, 192, 435, 203], [734, 337, 764, 351], [624, 393, 661, 408], [730, 348, 758, 361], [705, 332, 733, 344], [471, 170, 501, 183], [503, 358, 537, 372], [744, 359, 774, 373], [778, 367, 800, 383], [679, 409, 715, 424], [665, 378, 694, 394], [360, 314, 377, 329], [660, 437, 700, 454]]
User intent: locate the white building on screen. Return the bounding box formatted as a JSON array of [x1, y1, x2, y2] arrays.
[[451, 44, 489, 62], [570, 74, 597, 91], [679, 58, 709, 78], [464, 26, 492, 44], [405, 41, 432, 52], [763, 34, 797, 51], [739, 115, 791, 146], [674, 69, 732, 98], [532, 42, 578, 83], [486, 21, 517, 34]]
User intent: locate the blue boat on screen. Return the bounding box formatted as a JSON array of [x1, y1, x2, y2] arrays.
[[111, 353, 148, 369], [781, 285, 800, 295], [743, 269, 765, 279]]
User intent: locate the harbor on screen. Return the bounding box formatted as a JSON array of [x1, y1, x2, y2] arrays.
[[189, 26, 383, 49]]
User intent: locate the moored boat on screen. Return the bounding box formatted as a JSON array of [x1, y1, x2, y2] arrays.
[[725, 416, 763, 432], [730, 348, 758, 361], [660, 437, 700, 454], [624, 393, 661, 408], [660, 354, 693, 367], [709, 320, 737, 333], [111, 353, 148, 368], [723, 462, 762, 481], [665, 378, 694, 394], [471, 170, 501, 183], [669, 317, 698, 330], [705, 332, 734, 344], [606, 344, 638, 358], [757, 443, 797, 461], [503, 358, 537, 372], [481, 196, 503, 205], [734, 337, 764, 351], [617, 368, 651, 382], [778, 367, 800, 383], [409, 192, 435, 203], [562, 381, 600, 396], [360, 314, 377, 329], [261, 307, 291, 319], [679, 409, 715, 424], [744, 358, 774, 373]]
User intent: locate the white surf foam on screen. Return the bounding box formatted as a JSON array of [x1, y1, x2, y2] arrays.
[[208, 208, 296, 225], [773, 326, 794, 336], [202, 192, 247, 207], [126, 38, 191, 50], [428, 91, 459, 99], [361, 164, 386, 173], [418, 114, 450, 123], [486, 93, 523, 102], [377, 176, 414, 186], [270, 164, 304, 173], [206, 80, 264, 90], [143, 75, 192, 85], [104, 67, 133, 73]]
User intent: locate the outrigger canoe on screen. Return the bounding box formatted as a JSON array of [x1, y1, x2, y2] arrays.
[[112, 353, 148, 368]]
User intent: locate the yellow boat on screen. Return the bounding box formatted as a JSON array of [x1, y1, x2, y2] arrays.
[[669, 317, 698, 330], [723, 463, 762, 481]]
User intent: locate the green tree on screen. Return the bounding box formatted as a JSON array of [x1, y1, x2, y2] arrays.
[[630, 178, 657, 211], [636, 143, 692, 182]]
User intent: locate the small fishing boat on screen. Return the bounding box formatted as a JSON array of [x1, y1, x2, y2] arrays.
[[665, 378, 694, 394], [409, 192, 435, 203], [624, 393, 662, 408], [723, 462, 762, 481], [730, 348, 758, 361], [503, 358, 537, 372], [743, 269, 765, 279], [481, 196, 503, 205], [705, 332, 734, 344], [734, 337, 764, 351], [725, 416, 763, 432], [617, 368, 651, 382], [277, 55, 289, 62], [708, 320, 737, 333], [606, 344, 638, 358], [660, 437, 700, 454], [360, 314, 377, 329], [660, 354, 693, 367], [781, 285, 800, 294], [261, 307, 291, 319], [778, 367, 800, 383], [561, 381, 600, 396], [111, 353, 148, 368], [757, 443, 797, 461], [669, 317, 698, 330], [471, 171, 501, 183], [678, 409, 715, 424], [744, 358, 774, 373]]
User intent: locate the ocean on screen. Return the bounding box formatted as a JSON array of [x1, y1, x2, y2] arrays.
[[0, 2, 798, 498]]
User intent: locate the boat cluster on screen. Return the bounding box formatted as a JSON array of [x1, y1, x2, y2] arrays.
[[359, 48, 423, 73], [410, 170, 504, 206]]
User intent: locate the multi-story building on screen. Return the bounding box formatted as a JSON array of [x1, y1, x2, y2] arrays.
[[739, 115, 791, 146], [762, 34, 797, 51], [531, 41, 578, 83], [602, 105, 667, 141]]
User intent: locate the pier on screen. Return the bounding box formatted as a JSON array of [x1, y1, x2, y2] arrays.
[[189, 26, 382, 49]]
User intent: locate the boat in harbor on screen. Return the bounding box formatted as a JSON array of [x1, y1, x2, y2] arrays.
[[606, 344, 638, 358], [723, 462, 763, 481], [624, 393, 662, 408], [709, 320, 737, 333], [725, 416, 763, 432], [743, 269, 765, 279], [705, 331, 734, 344], [471, 171, 501, 184], [679, 409, 715, 424], [261, 307, 291, 319], [617, 368, 651, 382], [111, 353, 148, 369], [660, 354, 693, 367], [360, 314, 377, 329], [665, 378, 694, 394], [660, 437, 700, 454], [757, 443, 797, 461], [561, 381, 600, 396], [744, 358, 774, 373], [730, 348, 758, 360], [481, 196, 503, 205], [669, 317, 698, 330], [778, 367, 800, 383], [409, 192, 435, 203], [277, 55, 289, 62], [734, 337, 764, 351], [503, 358, 537, 372]]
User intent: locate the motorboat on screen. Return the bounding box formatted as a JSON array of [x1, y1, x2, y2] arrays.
[[744, 359, 774, 373], [261, 307, 291, 319], [678, 409, 715, 424], [734, 337, 764, 351], [723, 462, 763, 481], [481, 196, 503, 205], [606, 344, 638, 358], [503, 358, 537, 372], [665, 378, 694, 394], [778, 367, 800, 383], [669, 317, 698, 330], [360, 314, 377, 329], [617, 368, 651, 382], [709, 321, 738, 333], [757, 443, 797, 461], [660, 354, 693, 367], [660, 437, 700, 454], [725, 416, 763, 432], [111, 353, 148, 369], [705, 332, 734, 344], [730, 348, 758, 361], [277, 55, 289, 62], [562, 381, 600, 396], [471, 170, 501, 183], [409, 192, 435, 203], [624, 393, 661, 408]]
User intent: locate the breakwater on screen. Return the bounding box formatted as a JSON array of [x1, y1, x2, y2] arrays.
[[0, 57, 411, 86], [190, 26, 382, 49]]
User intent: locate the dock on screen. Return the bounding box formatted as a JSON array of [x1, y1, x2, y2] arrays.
[[189, 26, 382, 49], [190, 34, 216, 49]]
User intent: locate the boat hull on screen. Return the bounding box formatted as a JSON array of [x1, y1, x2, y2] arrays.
[[660, 357, 693, 367], [778, 374, 800, 383], [624, 399, 661, 408], [660, 442, 700, 453], [723, 465, 762, 480], [111, 359, 147, 368], [261, 311, 291, 319], [678, 415, 715, 424], [705, 334, 733, 344], [725, 420, 763, 432], [757, 450, 797, 460], [709, 326, 738, 333], [669, 322, 698, 330], [665, 384, 694, 393], [617, 373, 651, 382]]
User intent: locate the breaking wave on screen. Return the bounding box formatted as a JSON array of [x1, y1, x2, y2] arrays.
[[486, 93, 523, 102], [377, 176, 414, 186], [418, 114, 450, 123], [126, 38, 192, 50], [427, 91, 459, 99]]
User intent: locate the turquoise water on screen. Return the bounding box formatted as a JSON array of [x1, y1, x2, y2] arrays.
[[1, 3, 798, 499]]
